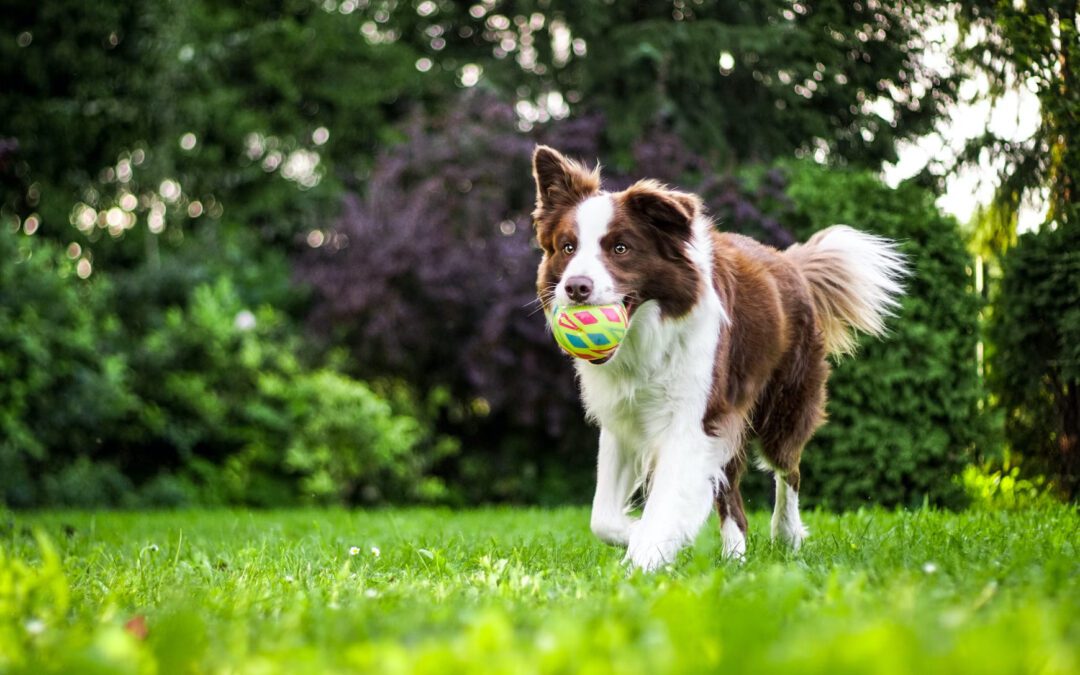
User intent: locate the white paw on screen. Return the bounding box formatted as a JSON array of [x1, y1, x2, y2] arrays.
[[720, 519, 747, 562], [590, 514, 636, 547], [623, 524, 680, 572], [771, 520, 809, 551]]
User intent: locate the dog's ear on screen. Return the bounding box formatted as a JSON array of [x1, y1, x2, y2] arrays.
[[622, 180, 700, 235], [532, 145, 600, 219]]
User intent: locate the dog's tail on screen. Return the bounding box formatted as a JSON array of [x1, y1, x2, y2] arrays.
[[785, 225, 908, 356]]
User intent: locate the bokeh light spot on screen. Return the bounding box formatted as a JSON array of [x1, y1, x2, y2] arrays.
[[160, 179, 181, 202], [719, 52, 735, 74], [459, 64, 482, 87]]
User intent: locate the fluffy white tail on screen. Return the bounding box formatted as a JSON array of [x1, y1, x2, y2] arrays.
[[785, 225, 908, 356]]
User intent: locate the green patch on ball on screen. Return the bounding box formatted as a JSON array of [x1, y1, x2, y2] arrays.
[[549, 303, 629, 362]]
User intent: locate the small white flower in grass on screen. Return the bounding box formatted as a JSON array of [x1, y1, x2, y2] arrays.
[[284, 575, 295, 583], [364, 588, 378, 598], [923, 562, 938, 574], [370, 546, 380, 558], [349, 546, 360, 556], [25, 619, 45, 635]]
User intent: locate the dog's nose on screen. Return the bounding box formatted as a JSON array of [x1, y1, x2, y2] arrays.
[[565, 276, 594, 304]]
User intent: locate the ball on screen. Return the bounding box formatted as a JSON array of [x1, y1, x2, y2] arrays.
[[549, 303, 629, 363]]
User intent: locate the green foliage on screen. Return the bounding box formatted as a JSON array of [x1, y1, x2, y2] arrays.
[[989, 217, 1080, 499], [40, 458, 135, 509], [0, 531, 71, 665], [0, 227, 135, 506], [550, 1, 956, 168], [960, 462, 1050, 510], [0, 0, 454, 263], [954, 1, 1079, 237], [128, 278, 449, 506], [3, 507, 1079, 672], [774, 163, 987, 509], [0, 227, 447, 506], [412, 1, 958, 169]]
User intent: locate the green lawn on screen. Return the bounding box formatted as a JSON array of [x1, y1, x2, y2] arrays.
[[3, 506, 1078, 674]]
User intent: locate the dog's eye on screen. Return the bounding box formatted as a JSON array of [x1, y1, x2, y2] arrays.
[[613, 242, 629, 255], [562, 243, 575, 255]]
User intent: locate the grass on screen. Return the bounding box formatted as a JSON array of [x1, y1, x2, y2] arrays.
[[2, 505, 1078, 674]]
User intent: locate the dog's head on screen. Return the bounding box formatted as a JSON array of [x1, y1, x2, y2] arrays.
[[532, 145, 704, 318]]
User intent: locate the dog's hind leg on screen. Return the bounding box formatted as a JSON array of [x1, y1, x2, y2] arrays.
[[715, 455, 748, 561], [755, 356, 827, 551], [770, 469, 808, 550]]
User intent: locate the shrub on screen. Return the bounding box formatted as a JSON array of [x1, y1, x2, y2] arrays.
[[0, 227, 136, 506], [40, 457, 134, 509], [128, 278, 448, 506], [988, 216, 1080, 500], [770, 162, 986, 509]]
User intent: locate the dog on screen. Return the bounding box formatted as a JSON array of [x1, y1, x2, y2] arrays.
[[531, 145, 907, 571]]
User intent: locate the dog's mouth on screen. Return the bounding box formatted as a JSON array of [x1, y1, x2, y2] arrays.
[[588, 297, 636, 366]]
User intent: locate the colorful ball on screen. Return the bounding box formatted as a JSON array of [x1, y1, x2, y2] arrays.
[[549, 303, 629, 362]]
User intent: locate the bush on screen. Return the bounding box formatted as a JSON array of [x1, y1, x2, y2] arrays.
[[0, 227, 136, 506], [766, 162, 987, 509], [0, 235, 449, 508], [40, 457, 134, 509], [127, 278, 448, 506], [989, 216, 1080, 500]]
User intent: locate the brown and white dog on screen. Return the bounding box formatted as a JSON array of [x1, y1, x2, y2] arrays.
[[531, 146, 907, 570]]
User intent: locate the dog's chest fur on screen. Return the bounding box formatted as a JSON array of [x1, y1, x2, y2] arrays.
[[575, 283, 727, 464]]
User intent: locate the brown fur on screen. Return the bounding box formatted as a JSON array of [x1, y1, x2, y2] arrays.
[[606, 183, 703, 317], [701, 231, 828, 535], [532, 146, 601, 306]]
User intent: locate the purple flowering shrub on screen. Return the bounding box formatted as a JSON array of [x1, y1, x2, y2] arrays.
[[297, 93, 792, 501]]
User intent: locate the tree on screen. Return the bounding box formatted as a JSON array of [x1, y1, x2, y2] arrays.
[[954, 1, 1080, 497], [0, 0, 453, 273], [955, 1, 1078, 242], [391, 0, 960, 169]]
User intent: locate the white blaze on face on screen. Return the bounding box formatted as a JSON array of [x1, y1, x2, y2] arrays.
[[556, 194, 619, 306]]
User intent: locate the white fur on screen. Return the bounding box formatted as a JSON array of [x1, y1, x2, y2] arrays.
[[589, 428, 636, 546], [555, 194, 619, 306], [770, 474, 808, 550], [791, 224, 907, 355], [580, 216, 734, 571], [720, 516, 747, 561]]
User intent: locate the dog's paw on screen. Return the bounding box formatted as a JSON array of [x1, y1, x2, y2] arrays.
[[720, 518, 747, 562], [623, 525, 679, 572], [771, 519, 809, 551], [591, 517, 635, 547]]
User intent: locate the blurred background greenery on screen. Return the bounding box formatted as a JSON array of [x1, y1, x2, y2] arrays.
[[1, 0, 1076, 509]]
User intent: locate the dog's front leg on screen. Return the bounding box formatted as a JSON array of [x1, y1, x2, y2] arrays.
[[625, 432, 715, 572], [590, 428, 638, 546]]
